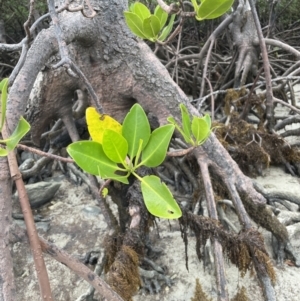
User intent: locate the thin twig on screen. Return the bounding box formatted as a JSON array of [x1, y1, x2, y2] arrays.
[[23, 0, 35, 43], [2, 126, 53, 301], [274, 97, 300, 114], [167, 146, 195, 157], [17, 144, 74, 163], [249, 0, 274, 130]]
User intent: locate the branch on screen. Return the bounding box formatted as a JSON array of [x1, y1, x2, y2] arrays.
[[11, 224, 124, 301], [265, 38, 300, 59], [17, 144, 74, 163], [2, 125, 53, 301], [193, 15, 233, 99], [196, 153, 229, 301], [248, 0, 274, 130]]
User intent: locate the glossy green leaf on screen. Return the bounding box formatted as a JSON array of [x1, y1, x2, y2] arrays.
[[134, 139, 144, 167], [143, 15, 161, 39], [167, 116, 191, 144], [122, 103, 150, 159], [197, 0, 234, 21], [0, 78, 8, 132], [67, 141, 129, 184], [203, 113, 212, 129], [191, 116, 211, 145], [0, 116, 31, 156], [0, 148, 8, 156], [154, 5, 168, 30], [190, 0, 199, 12], [158, 14, 175, 42], [141, 175, 182, 219], [180, 104, 192, 140], [141, 124, 174, 167], [5, 117, 30, 151], [124, 12, 147, 39], [102, 129, 128, 163], [132, 2, 151, 21]]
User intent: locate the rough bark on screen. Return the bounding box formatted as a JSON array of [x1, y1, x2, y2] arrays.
[[230, 0, 260, 87], [0, 158, 15, 301], [0, 0, 269, 299]]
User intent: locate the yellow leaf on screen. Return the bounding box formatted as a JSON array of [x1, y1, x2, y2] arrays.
[[102, 187, 108, 197], [86, 107, 122, 144]]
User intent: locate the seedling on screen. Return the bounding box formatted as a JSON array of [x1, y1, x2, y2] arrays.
[[67, 104, 181, 219], [168, 104, 212, 146], [67, 103, 212, 219], [124, 3, 175, 42], [124, 1, 234, 42]]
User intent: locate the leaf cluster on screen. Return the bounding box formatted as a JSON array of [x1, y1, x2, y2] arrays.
[[168, 104, 211, 146], [124, 2, 175, 42], [67, 104, 182, 219], [124, 1, 234, 42], [67, 102, 213, 219]]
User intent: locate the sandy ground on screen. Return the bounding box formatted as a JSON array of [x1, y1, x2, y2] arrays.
[[11, 166, 300, 301]]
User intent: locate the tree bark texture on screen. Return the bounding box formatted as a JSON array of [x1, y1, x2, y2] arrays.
[[230, 0, 260, 87], [0, 158, 15, 301]]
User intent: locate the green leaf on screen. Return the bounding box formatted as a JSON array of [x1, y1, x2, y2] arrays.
[[0, 78, 8, 132], [190, 0, 199, 11], [134, 139, 144, 167], [158, 14, 175, 42], [196, 0, 234, 21], [0, 116, 31, 156], [143, 15, 161, 39], [203, 113, 212, 129], [124, 12, 147, 39], [154, 5, 168, 30], [141, 124, 174, 167], [129, 3, 135, 12], [5, 117, 30, 151], [167, 116, 192, 144], [141, 175, 182, 219], [102, 129, 128, 163], [132, 2, 151, 21], [0, 148, 8, 157], [180, 104, 192, 140], [191, 116, 211, 145], [67, 141, 129, 184], [122, 103, 151, 160]]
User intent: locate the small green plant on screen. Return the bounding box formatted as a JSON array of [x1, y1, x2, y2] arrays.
[[0, 78, 30, 156], [168, 104, 212, 146], [124, 2, 175, 42], [67, 104, 181, 219], [124, 1, 234, 42], [67, 103, 212, 219]]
